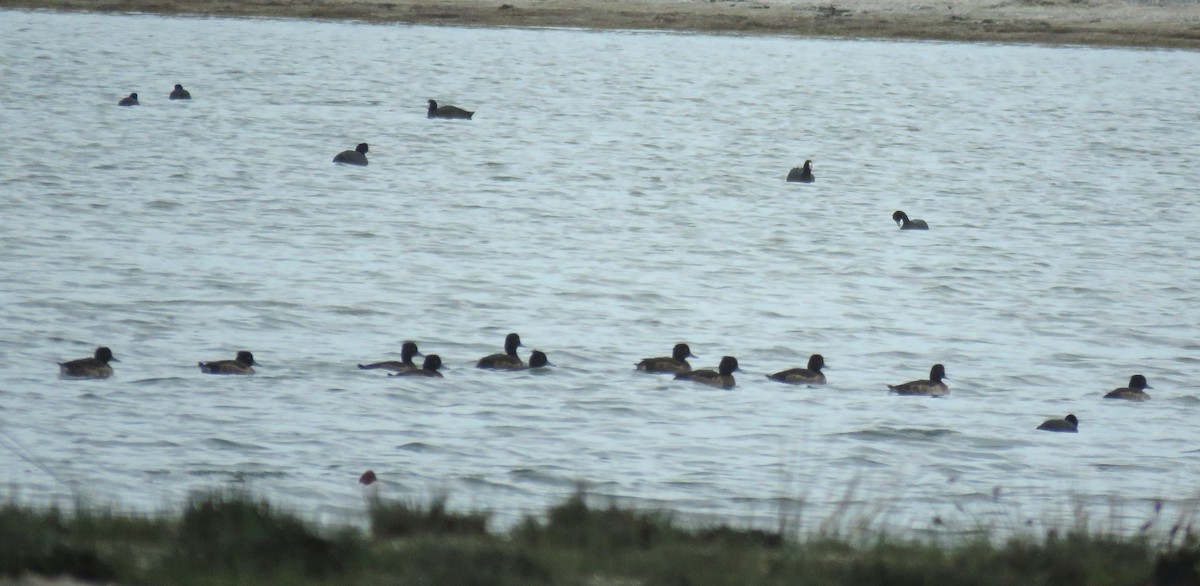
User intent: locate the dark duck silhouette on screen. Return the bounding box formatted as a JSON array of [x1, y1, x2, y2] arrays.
[[787, 160, 815, 183], [476, 333, 524, 369], [333, 143, 369, 166], [199, 350, 258, 375], [767, 354, 827, 385], [1103, 374, 1151, 401], [892, 210, 929, 230], [524, 350, 552, 370], [389, 354, 444, 378], [888, 363, 948, 396], [359, 341, 423, 373], [427, 99, 474, 120], [636, 343, 696, 374], [1037, 414, 1079, 433], [59, 346, 118, 378], [675, 356, 740, 389]]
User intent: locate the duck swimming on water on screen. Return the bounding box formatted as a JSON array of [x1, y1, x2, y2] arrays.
[[199, 351, 258, 375], [786, 160, 815, 183], [524, 350, 553, 370], [675, 356, 739, 389], [427, 99, 474, 120], [359, 341, 423, 373], [888, 363, 948, 396], [389, 354, 444, 378], [1103, 374, 1151, 401], [59, 346, 118, 378], [636, 343, 696, 374], [477, 333, 524, 369], [767, 353, 827, 385], [892, 210, 929, 230], [1037, 414, 1078, 433], [333, 143, 369, 166]]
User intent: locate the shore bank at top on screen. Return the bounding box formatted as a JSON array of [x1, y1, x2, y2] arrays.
[[3, 0, 1200, 49]]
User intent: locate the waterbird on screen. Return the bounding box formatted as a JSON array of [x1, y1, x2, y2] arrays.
[[427, 99, 474, 120], [1103, 374, 1151, 401], [1037, 414, 1079, 433], [389, 354, 444, 378], [767, 354, 827, 385], [199, 350, 258, 375], [477, 333, 524, 369], [893, 210, 929, 230], [888, 364, 948, 396], [58, 346, 118, 378], [118, 92, 139, 106], [333, 143, 369, 166], [675, 356, 739, 389], [525, 350, 552, 369], [636, 343, 696, 374], [169, 84, 191, 100], [359, 341, 422, 373], [786, 160, 815, 183]]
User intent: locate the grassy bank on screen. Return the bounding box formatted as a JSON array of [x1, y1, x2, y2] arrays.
[[3, 490, 1198, 585]]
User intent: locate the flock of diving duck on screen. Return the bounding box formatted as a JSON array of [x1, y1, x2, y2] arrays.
[[119, 86, 932, 230], [100, 85, 1137, 434], [59, 334, 1152, 434]]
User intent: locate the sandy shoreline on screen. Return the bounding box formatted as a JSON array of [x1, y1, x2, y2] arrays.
[[3, 0, 1200, 49]]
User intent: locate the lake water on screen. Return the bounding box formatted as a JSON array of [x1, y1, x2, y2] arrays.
[[1, 9, 1199, 537]]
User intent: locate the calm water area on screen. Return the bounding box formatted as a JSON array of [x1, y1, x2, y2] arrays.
[[1, 9, 1199, 536]]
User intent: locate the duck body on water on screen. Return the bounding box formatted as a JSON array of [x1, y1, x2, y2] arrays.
[[786, 160, 815, 183], [389, 355, 444, 378], [477, 333, 524, 369], [58, 346, 118, 378], [1037, 414, 1079, 433], [892, 210, 928, 230], [888, 363, 948, 396], [1103, 374, 1151, 400], [359, 341, 422, 373], [636, 343, 696, 374], [199, 351, 258, 375], [675, 356, 739, 389], [333, 142, 369, 166], [427, 99, 474, 120], [767, 353, 827, 385]]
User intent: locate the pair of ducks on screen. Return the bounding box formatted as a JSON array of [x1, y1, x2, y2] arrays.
[[966, 374, 1150, 434], [58, 348, 258, 377], [1033, 375, 1148, 433], [886, 367, 1152, 434], [357, 334, 551, 378], [358, 341, 441, 376], [117, 85, 192, 106], [332, 100, 475, 167], [781, 162, 928, 231], [1032, 374, 1154, 433]]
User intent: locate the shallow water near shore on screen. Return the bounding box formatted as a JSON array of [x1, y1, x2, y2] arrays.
[[1, 9, 1199, 535]]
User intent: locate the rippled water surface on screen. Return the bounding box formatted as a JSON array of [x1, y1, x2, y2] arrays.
[[2, 9, 1199, 534]]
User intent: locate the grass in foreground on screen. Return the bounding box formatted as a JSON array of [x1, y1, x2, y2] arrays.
[[2, 490, 1198, 585]]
